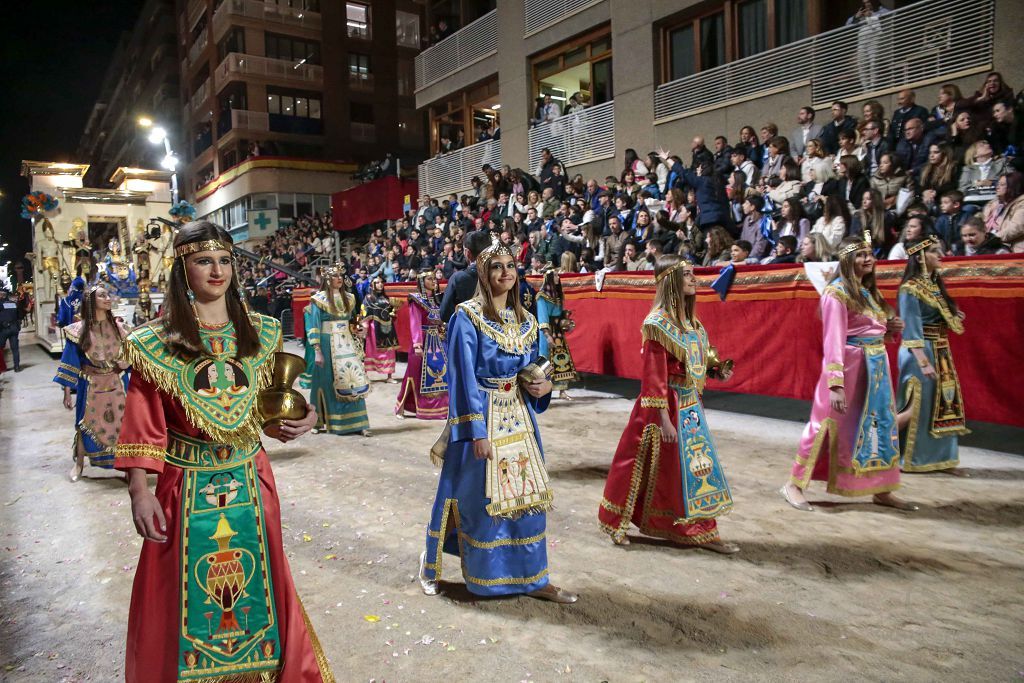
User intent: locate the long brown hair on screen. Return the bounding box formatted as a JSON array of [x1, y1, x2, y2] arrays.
[[920, 144, 957, 190], [650, 254, 696, 328], [832, 236, 893, 317], [162, 220, 260, 360], [319, 269, 352, 314], [473, 250, 525, 324], [901, 238, 959, 315], [79, 286, 122, 353]]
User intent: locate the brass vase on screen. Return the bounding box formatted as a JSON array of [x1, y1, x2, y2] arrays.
[[518, 356, 553, 385], [258, 352, 308, 438], [707, 346, 734, 378]]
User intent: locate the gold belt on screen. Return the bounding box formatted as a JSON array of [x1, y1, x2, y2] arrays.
[[165, 431, 260, 471], [922, 324, 947, 341], [478, 375, 519, 395]]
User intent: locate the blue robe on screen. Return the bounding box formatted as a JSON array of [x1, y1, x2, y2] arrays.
[[423, 301, 552, 596]]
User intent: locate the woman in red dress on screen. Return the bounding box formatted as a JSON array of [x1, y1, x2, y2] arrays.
[[599, 255, 738, 553], [115, 221, 333, 682]]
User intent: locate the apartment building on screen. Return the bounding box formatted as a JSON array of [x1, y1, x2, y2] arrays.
[[415, 0, 1022, 199], [177, 0, 428, 237], [77, 0, 180, 189]]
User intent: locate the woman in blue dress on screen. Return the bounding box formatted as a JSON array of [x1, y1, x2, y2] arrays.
[[303, 264, 372, 436], [536, 267, 578, 400], [418, 242, 577, 604], [896, 236, 969, 474]]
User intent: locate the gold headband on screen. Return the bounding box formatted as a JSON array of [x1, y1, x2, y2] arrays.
[[174, 240, 233, 259], [475, 242, 516, 270], [322, 263, 346, 277], [837, 230, 873, 258], [655, 261, 691, 283], [906, 235, 938, 256]]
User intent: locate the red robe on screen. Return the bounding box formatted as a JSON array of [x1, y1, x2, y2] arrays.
[[116, 372, 333, 682], [598, 339, 720, 545]]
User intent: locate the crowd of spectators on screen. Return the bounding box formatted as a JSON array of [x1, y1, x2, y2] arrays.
[[244, 72, 1024, 317]]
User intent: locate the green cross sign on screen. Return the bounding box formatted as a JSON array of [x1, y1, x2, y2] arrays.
[[252, 212, 271, 231]]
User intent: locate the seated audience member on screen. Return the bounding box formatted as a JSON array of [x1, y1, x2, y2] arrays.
[[811, 193, 850, 250], [856, 111, 888, 176], [888, 214, 931, 260], [703, 226, 734, 266], [766, 235, 799, 264], [888, 89, 930, 148], [801, 158, 838, 220], [767, 159, 803, 205], [775, 197, 811, 243], [730, 148, 758, 186], [895, 117, 933, 179], [946, 110, 979, 163], [952, 216, 1009, 255], [933, 190, 970, 252], [739, 195, 773, 261], [819, 100, 858, 156], [797, 232, 833, 263], [870, 153, 912, 211], [761, 136, 790, 180], [959, 140, 1008, 193], [800, 139, 828, 183], [918, 144, 961, 210], [836, 155, 869, 212], [720, 239, 756, 265], [989, 100, 1022, 157], [623, 241, 647, 271], [981, 172, 1024, 251], [831, 130, 859, 174], [849, 189, 897, 253]]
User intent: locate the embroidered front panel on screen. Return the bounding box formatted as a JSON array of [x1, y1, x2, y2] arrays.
[[457, 300, 538, 355], [927, 335, 969, 438], [642, 310, 709, 393], [675, 387, 733, 520], [419, 326, 449, 396], [324, 320, 370, 402], [482, 378, 552, 518], [848, 337, 901, 473]]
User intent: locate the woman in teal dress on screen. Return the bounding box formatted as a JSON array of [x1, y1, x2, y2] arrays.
[[418, 242, 577, 604], [896, 236, 969, 474], [536, 267, 578, 400], [304, 265, 371, 436]]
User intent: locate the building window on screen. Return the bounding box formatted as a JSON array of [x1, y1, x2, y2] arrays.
[[267, 90, 322, 122], [700, 13, 725, 70], [350, 102, 374, 124], [346, 2, 370, 40], [348, 53, 370, 79], [530, 27, 614, 109], [737, 0, 768, 58], [668, 25, 695, 80], [776, 0, 807, 46], [265, 33, 321, 65], [218, 28, 245, 61], [396, 60, 414, 97], [396, 10, 420, 49]]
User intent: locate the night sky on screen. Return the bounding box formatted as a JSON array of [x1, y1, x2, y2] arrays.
[[0, 0, 141, 265]]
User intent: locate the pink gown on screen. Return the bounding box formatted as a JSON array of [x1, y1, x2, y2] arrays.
[[790, 286, 902, 496]]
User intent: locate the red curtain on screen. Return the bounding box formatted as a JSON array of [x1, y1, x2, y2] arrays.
[[331, 176, 419, 232]]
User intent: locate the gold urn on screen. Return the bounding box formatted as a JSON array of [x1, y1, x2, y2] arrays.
[[707, 346, 734, 378], [258, 352, 308, 438], [518, 356, 553, 385]]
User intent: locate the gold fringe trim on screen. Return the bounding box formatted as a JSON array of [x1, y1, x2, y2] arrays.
[[900, 375, 923, 470], [118, 317, 278, 448], [115, 443, 166, 463], [600, 423, 661, 542], [485, 491, 554, 520], [823, 283, 888, 322], [448, 413, 483, 425], [458, 530, 546, 549], [791, 417, 838, 491], [464, 567, 549, 587], [639, 396, 668, 409], [901, 340, 926, 349], [298, 596, 336, 683], [457, 300, 538, 354], [178, 670, 278, 683], [900, 277, 964, 334]]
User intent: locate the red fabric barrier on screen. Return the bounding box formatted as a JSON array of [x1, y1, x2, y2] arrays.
[[290, 287, 313, 339], [382, 256, 1024, 427], [331, 176, 419, 232]]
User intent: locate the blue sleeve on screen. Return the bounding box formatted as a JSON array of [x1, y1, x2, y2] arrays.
[[899, 291, 925, 349], [54, 340, 82, 389], [446, 312, 487, 442]]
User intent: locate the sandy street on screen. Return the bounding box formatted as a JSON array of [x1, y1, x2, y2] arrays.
[[1, 342, 1022, 682]]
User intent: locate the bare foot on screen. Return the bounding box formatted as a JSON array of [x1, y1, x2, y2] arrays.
[[527, 583, 578, 604]]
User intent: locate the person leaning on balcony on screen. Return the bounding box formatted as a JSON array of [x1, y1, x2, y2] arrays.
[[888, 90, 930, 149], [791, 106, 823, 159], [819, 101, 858, 156]]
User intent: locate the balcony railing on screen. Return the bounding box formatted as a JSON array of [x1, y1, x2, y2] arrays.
[[418, 138, 502, 198], [528, 100, 614, 173], [349, 72, 375, 92], [415, 10, 496, 91], [212, 0, 322, 41], [187, 30, 208, 66], [231, 109, 270, 132], [190, 78, 211, 115], [654, 0, 994, 123], [214, 52, 323, 91], [524, 0, 605, 37], [186, 0, 205, 31]]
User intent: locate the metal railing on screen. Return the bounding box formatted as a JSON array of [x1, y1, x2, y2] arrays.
[[186, 0, 205, 31], [654, 0, 994, 122], [190, 78, 211, 115], [187, 29, 208, 66], [414, 10, 497, 91], [212, 0, 322, 40], [418, 138, 502, 198], [528, 101, 614, 173], [214, 52, 323, 91], [231, 109, 270, 132], [524, 0, 604, 37]]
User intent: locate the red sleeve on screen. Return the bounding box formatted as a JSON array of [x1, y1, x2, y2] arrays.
[[637, 339, 670, 410], [114, 372, 168, 474]]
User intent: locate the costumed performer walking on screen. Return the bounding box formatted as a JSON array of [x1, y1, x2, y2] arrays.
[[781, 232, 917, 512], [536, 266, 578, 400], [115, 221, 334, 682], [305, 263, 371, 436], [896, 235, 970, 474], [361, 276, 399, 382], [598, 255, 738, 553], [395, 271, 449, 420], [417, 241, 577, 603]]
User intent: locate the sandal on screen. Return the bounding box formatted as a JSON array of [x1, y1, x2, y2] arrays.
[[418, 551, 438, 596], [701, 540, 740, 555], [527, 583, 578, 604], [779, 484, 813, 512]]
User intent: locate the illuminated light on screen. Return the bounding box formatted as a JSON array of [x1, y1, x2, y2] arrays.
[[492, 104, 502, 110], [148, 127, 168, 144], [138, 116, 154, 128], [161, 154, 179, 171]]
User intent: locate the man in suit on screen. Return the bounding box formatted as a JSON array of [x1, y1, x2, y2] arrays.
[[439, 230, 492, 324], [790, 106, 823, 159]]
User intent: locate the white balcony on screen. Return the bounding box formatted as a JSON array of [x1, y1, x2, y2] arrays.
[[189, 78, 211, 116], [654, 0, 995, 123], [415, 10, 497, 91], [418, 138, 502, 199], [528, 100, 614, 173], [214, 52, 323, 91], [231, 109, 269, 132], [212, 0, 322, 41], [524, 0, 605, 37], [187, 29, 208, 67]]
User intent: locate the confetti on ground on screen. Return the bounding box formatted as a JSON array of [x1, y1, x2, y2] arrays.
[[364, 615, 380, 623]]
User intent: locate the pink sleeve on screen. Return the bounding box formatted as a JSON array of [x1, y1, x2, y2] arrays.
[[408, 303, 424, 346], [821, 294, 849, 388]]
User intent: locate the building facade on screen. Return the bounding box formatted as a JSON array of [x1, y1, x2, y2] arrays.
[[77, 0, 180, 189], [177, 0, 429, 237], [415, 0, 1022, 198]]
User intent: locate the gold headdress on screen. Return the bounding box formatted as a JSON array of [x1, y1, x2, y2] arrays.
[[174, 239, 233, 259], [837, 230, 873, 258], [907, 235, 939, 277], [321, 263, 346, 278], [475, 239, 515, 271], [655, 261, 690, 283]]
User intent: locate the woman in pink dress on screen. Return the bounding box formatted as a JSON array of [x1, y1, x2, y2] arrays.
[[781, 233, 918, 512], [395, 271, 449, 419]]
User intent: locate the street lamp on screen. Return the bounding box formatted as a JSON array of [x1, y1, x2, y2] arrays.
[[138, 117, 179, 204]]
